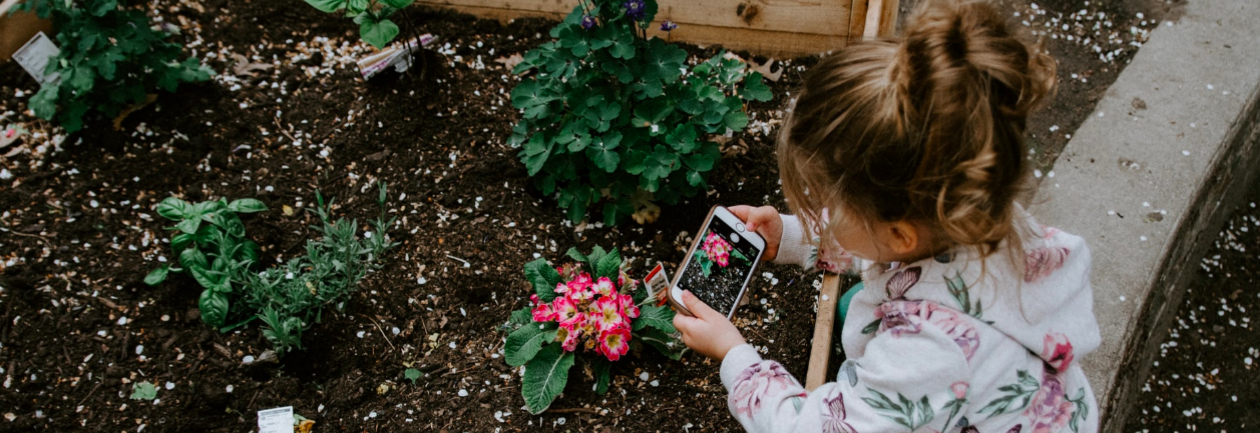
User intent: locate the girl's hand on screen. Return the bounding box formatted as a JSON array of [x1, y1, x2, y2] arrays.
[[729, 205, 783, 262], [672, 290, 747, 361]]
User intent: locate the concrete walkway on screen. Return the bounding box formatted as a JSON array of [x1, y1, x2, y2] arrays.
[[1027, 0, 1260, 431]]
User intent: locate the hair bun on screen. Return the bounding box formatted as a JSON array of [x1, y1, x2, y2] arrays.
[[899, 0, 1056, 122]]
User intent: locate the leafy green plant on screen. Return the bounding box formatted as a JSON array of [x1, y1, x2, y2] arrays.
[[504, 245, 682, 414], [146, 183, 397, 355], [130, 381, 157, 400], [509, 0, 772, 226], [16, 0, 214, 133], [302, 0, 420, 49]]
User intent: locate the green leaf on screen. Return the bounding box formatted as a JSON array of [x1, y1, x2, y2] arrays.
[[607, 30, 636, 59], [511, 80, 557, 120], [682, 142, 720, 172], [591, 358, 611, 395], [404, 368, 423, 384], [586, 132, 622, 173], [740, 72, 774, 102], [29, 86, 59, 121], [175, 217, 201, 235], [171, 233, 196, 252], [524, 258, 563, 302], [633, 304, 677, 334], [304, 0, 346, 13], [227, 198, 267, 213], [723, 108, 750, 131], [156, 197, 190, 220], [594, 248, 621, 280], [665, 124, 698, 153], [89, 0, 117, 17], [509, 308, 533, 325], [505, 322, 559, 367], [144, 265, 169, 286], [346, 0, 369, 14], [379, 0, 414, 8], [361, 17, 400, 49], [565, 248, 588, 263], [199, 289, 229, 328], [522, 344, 575, 414], [179, 247, 209, 271], [129, 381, 157, 400]]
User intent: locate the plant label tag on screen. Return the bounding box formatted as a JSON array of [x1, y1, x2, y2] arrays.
[[257, 406, 294, 433], [643, 263, 671, 306], [13, 31, 60, 84], [357, 34, 438, 80]]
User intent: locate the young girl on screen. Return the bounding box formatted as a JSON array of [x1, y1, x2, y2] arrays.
[[672, 1, 1101, 432]]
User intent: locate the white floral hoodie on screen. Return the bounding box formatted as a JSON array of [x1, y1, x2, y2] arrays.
[[719, 210, 1101, 433]]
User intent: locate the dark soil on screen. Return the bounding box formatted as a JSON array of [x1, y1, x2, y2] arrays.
[[1122, 188, 1260, 432], [0, 0, 1177, 431]]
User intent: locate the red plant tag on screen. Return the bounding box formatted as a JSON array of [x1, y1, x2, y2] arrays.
[[643, 263, 671, 307]]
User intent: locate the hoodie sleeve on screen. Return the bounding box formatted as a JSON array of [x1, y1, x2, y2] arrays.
[[774, 214, 859, 276], [720, 318, 972, 433]]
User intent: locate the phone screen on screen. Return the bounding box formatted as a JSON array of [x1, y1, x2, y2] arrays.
[[675, 213, 761, 317]]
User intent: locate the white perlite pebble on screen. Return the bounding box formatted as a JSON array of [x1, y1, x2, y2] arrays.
[[165, 382, 175, 390], [458, 389, 469, 397], [640, 372, 649, 381], [243, 355, 255, 364], [117, 317, 128, 326], [135, 345, 143, 355], [225, 385, 234, 393]]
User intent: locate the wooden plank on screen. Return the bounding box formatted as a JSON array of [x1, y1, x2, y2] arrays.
[[421, 3, 850, 57], [805, 272, 842, 391], [417, 0, 852, 36], [847, 0, 869, 43], [862, 0, 897, 39]]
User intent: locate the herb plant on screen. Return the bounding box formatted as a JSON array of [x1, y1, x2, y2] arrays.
[[302, 0, 420, 49], [146, 183, 397, 356], [17, 0, 214, 133], [510, 0, 773, 226], [504, 246, 682, 414]]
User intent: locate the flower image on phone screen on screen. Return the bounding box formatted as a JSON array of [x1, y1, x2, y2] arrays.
[[674, 215, 759, 317]]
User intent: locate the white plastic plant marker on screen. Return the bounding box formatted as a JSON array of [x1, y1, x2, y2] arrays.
[[257, 406, 294, 433], [13, 32, 60, 84]]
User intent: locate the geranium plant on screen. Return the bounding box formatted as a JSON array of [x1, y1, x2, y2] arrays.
[[510, 0, 773, 226], [504, 246, 682, 414], [693, 232, 750, 277]]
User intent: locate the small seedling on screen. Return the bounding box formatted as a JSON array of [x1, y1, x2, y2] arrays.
[[130, 381, 157, 400], [404, 368, 422, 384]]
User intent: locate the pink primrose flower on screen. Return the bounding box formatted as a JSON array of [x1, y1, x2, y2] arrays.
[[556, 323, 582, 352], [553, 297, 582, 327], [618, 292, 640, 319], [530, 294, 557, 322], [553, 281, 569, 295], [592, 277, 616, 298], [568, 273, 593, 292], [597, 326, 631, 361], [591, 296, 627, 331]]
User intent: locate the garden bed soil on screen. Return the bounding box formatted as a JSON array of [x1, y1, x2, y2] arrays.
[[0, 0, 1177, 431]]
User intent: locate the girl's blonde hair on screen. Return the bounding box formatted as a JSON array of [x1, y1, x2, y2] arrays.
[[779, 0, 1055, 259]]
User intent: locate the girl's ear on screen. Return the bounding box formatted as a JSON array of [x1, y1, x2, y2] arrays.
[[884, 221, 920, 256]]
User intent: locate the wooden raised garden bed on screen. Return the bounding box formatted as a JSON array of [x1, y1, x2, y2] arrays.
[[414, 0, 899, 57]]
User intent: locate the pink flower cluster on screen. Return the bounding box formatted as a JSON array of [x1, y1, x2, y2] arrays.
[[701, 232, 733, 267], [529, 265, 641, 361]]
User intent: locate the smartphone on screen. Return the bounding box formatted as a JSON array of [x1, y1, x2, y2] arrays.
[[667, 206, 766, 318]]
